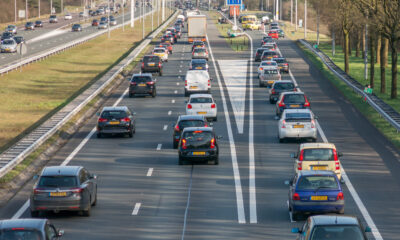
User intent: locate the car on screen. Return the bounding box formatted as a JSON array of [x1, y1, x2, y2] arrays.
[[261, 50, 279, 61], [277, 29, 285, 38], [291, 142, 343, 180], [152, 47, 169, 62], [98, 21, 108, 29], [270, 22, 278, 28], [269, 80, 297, 103], [189, 59, 208, 71], [30, 166, 98, 217], [0, 218, 64, 239], [172, 115, 209, 148], [184, 70, 211, 96], [261, 43, 277, 51], [158, 42, 173, 54], [1, 32, 14, 41], [186, 94, 217, 121], [5, 25, 17, 34], [178, 127, 219, 165], [79, 11, 85, 17], [141, 55, 163, 75], [49, 15, 58, 23], [64, 14, 73, 20], [192, 41, 205, 51], [259, 67, 281, 87], [243, 21, 261, 31], [35, 20, 43, 27], [161, 34, 174, 44], [254, 47, 268, 62], [268, 30, 279, 39], [218, 17, 227, 23], [257, 60, 278, 76], [0, 39, 17, 53], [192, 47, 208, 60], [92, 19, 99, 26], [13, 36, 25, 45], [100, 16, 108, 22], [261, 35, 274, 45], [291, 215, 371, 240], [174, 26, 182, 37], [273, 57, 289, 73], [109, 17, 117, 26], [96, 106, 136, 137], [25, 22, 35, 30], [129, 73, 157, 97], [276, 92, 311, 117], [278, 109, 317, 142], [72, 24, 82, 32]]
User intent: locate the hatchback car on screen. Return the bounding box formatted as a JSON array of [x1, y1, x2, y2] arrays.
[[178, 127, 219, 165], [261, 50, 279, 61], [30, 166, 97, 217], [72, 24, 82, 32], [158, 42, 173, 54], [49, 15, 58, 23], [13, 36, 25, 45], [277, 29, 285, 38], [98, 21, 108, 29], [288, 171, 345, 221], [192, 47, 208, 60], [109, 17, 117, 26], [269, 80, 297, 103], [96, 106, 136, 137], [292, 215, 371, 240], [254, 47, 269, 62], [261, 36, 274, 45], [189, 59, 208, 71], [259, 67, 281, 87], [35, 20, 43, 27], [192, 41, 205, 51], [141, 55, 163, 76], [129, 73, 156, 97], [272, 57, 289, 73], [186, 94, 217, 121], [1, 32, 14, 41], [291, 142, 343, 180], [278, 109, 317, 142], [172, 115, 209, 148], [5, 25, 17, 34], [152, 47, 168, 62], [0, 218, 64, 239], [64, 14, 73, 20], [25, 22, 35, 30], [276, 92, 311, 117], [0, 39, 17, 53], [257, 60, 278, 76], [261, 43, 277, 51], [268, 30, 279, 39], [92, 19, 99, 26]]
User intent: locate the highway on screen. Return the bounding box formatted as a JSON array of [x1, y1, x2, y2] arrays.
[[0, 11, 399, 240]]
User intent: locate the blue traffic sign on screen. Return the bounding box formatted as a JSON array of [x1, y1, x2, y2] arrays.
[[227, 0, 242, 5]]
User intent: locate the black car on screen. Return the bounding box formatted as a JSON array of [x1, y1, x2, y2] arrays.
[[72, 24, 82, 32], [269, 80, 297, 103], [13, 36, 25, 45], [173, 115, 209, 148], [35, 20, 43, 27], [141, 55, 163, 76], [192, 41, 205, 51], [97, 106, 136, 138], [1, 32, 14, 41], [30, 166, 97, 217], [261, 35, 274, 45], [273, 57, 289, 73], [0, 218, 63, 239], [189, 59, 208, 71], [178, 127, 220, 165], [276, 92, 311, 117], [129, 73, 156, 97]]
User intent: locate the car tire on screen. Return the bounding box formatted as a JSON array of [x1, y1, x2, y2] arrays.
[[214, 156, 219, 165], [129, 92, 133, 98], [97, 132, 102, 138], [128, 129, 133, 138], [312, 138, 317, 142], [184, 90, 189, 97], [173, 141, 178, 149], [292, 211, 301, 221], [338, 208, 345, 214], [178, 156, 184, 165], [279, 137, 285, 143], [214, 117, 217, 122], [30, 210, 39, 218], [259, 82, 263, 87], [152, 89, 156, 98], [82, 204, 91, 217], [269, 98, 274, 104], [159, 70, 162, 76], [92, 191, 97, 206]]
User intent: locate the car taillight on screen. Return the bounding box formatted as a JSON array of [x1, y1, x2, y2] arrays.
[[292, 193, 300, 201], [271, 89, 276, 94], [299, 150, 304, 161], [281, 120, 286, 128], [141, 62, 144, 68], [130, 82, 137, 85], [121, 117, 131, 122], [33, 188, 45, 194], [304, 97, 310, 107], [147, 81, 155, 85], [208, 80, 211, 86], [71, 188, 83, 193], [211, 103, 216, 108], [210, 138, 215, 149], [187, 104, 192, 109], [174, 125, 179, 131], [298, 150, 304, 170], [278, 101, 285, 107], [185, 80, 187, 86], [311, 119, 315, 128], [336, 192, 344, 200], [98, 118, 107, 122], [259, 67, 263, 71], [181, 139, 187, 149], [284, 63, 288, 66], [158, 62, 162, 68]]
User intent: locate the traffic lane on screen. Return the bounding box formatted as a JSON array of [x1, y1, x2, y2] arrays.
[[277, 38, 399, 239]]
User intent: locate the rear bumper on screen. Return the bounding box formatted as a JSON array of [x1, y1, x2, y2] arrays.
[[292, 200, 344, 213], [185, 88, 210, 94], [142, 67, 161, 72], [279, 128, 317, 139], [30, 198, 88, 211], [179, 149, 218, 161], [260, 79, 278, 87], [186, 109, 217, 118]]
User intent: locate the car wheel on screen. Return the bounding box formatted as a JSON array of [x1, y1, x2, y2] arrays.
[[214, 117, 217, 122], [128, 129, 133, 138], [184, 90, 189, 97], [312, 138, 317, 142], [178, 156, 184, 165], [269, 98, 274, 104], [92, 191, 97, 206], [173, 141, 178, 149], [159, 70, 162, 76], [259, 82, 263, 87], [292, 211, 301, 221], [30, 210, 39, 218], [214, 156, 219, 165], [82, 204, 91, 217], [97, 132, 102, 138], [152, 89, 156, 98], [279, 137, 285, 143], [338, 208, 345, 214], [166, 59, 168, 62], [129, 92, 133, 98]]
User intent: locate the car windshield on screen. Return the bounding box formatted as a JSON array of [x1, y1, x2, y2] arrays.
[[179, 120, 205, 129], [274, 82, 294, 90], [132, 76, 151, 83], [38, 176, 78, 188], [3, 40, 14, 45], [35, 21, 41, 23], [190, 97, 212, 103], [73, 24, 80, 27], [310, 225, 364, 240], [303, 148, 335, 161], [7, 25, 15, 29], [192, 62, 205, 68], [297, 176, 339, 190], [283, 94, 305, 104], [285, 112, 311, 121], [0, 229, 43, 240], [182, 131, 213, 145], [101, 111, 127, 119], [264, 69, 278, 75]]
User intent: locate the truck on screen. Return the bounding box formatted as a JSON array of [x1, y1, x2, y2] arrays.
[[229, 5, 240, 19], [187, 15, 207, 43]]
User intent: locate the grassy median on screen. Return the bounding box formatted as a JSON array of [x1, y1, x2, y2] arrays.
[[0, 10, 169, 152]]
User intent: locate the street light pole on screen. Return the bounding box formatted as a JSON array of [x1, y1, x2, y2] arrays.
[[108, 0, 111, 38], [131, 0, 134, 27], [142, 0, 145, 39], [122, 0, 125, 31], [290, 0, 292, 25], [38, 0, 41, 18], [157, 0, 159, 26], [50, 0, 53, 14], [304, 0, 307, 39], [25, 0, 28, 20], [295, 0, 297, 31], [15, 0, 17, 23], [151, 0, 154, 31]]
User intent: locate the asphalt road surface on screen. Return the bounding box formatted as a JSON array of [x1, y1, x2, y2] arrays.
[[0, 12, 398, 240]]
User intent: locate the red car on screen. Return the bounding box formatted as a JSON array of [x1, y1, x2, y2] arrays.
[[268, 30, 279, 39], [92, 19, 99, 26]]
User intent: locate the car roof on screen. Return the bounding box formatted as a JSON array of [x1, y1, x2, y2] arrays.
[[153, 47, 165, 50], [182, 127, 213, 132], [311, 215, 360, 226], [298, 170, 337, 177], [132, 73, 152, 78], [273, 80, 293, 84], [101, 106, 130, 112], [178, 115, 206, 121], [144, 55, 160, 58], [300, 142, 337, 150], [186, 70, 209, 79], [191, 59, 206, 63], [189, 93, 213, 98], [0, 219, 47, 230], [41, 165, 82, 176], [281, 91, 304, 96], [261, 60, 277, 63]]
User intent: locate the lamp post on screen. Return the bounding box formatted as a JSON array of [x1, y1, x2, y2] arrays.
[[108, 0, 111, 38]]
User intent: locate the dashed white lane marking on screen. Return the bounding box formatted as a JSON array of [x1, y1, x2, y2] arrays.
[[176, 82, 180, 86], [131, 203, 141, 215], [174, 90, 178, 94], [172, 99, 175, 103], [163, 125, 168, 130], [157, 143, 162, 150], [168, 110, 172, 115], [146, 168, 153, 177], [179, 70, 182, 72]]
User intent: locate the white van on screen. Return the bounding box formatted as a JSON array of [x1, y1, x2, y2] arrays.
[[177, 14, 185, 21], [184, 70, 211, 96]]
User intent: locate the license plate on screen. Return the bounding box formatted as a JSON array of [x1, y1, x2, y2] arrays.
[[50, 192, 67, 197], [268, 81, 274, 84], [197, 112, 207, 114], [312, 166, 327, 170], [290, 104, 300, 107], [311, 196, 328, 201], [109, 121, 120, 125], [293, 125, 304, 128], [138, 83, 146, 86], [196, 67, 202, 69], [190, 86, 198, 89], [192, 152, 206, 155], [148, 63, 155, 66]]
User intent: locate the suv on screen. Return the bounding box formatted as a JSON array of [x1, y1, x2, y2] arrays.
[[141, 55, 163, 76], [172, 115, 209, 148], [97, 106, 136, 138], [269, 80, 297, 103], [178, 127, 219, 165], [291, 142, 343, 180], [0, 219, 64, 239], [129, 73, 156, 97], [30, 166, 97, 217]]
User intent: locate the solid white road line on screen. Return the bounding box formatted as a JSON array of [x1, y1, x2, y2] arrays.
[[206, 35, 246, 224], [163, 125, 168, 131], [168, 111, 172, 115], [157, 144, 162, 150], [146, 168, 153, 177], [131, 202, 141, 215]]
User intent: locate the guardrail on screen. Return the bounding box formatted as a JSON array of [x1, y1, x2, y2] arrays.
[[299, 39, 400, 132], [0, 9, 155, 76], [0, 10, 179, 178]]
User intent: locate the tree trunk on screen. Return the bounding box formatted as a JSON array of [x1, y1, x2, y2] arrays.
[[361, 27, 365, 56], [348, 35, 352, 56], [370, 35, 375, 88], [390, 39, 398, 99], [380, 36, 388, 93], [344, 30, 350, 73], [356, 30, 360, 57], [376, 34, 381, 64]]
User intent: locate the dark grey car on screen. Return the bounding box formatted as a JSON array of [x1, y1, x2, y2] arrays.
[[0, 218, 63, 239], [97, 106, 136, 137], [269, 80, 297, 104], [129, 73, 156, 97], [30, 166, 97, 217]]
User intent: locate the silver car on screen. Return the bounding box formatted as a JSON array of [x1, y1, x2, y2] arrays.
[[109, 17, 117, 26], [98, 21, 108, 29], [5, 25, 17, 34], [259, 67, 281, 87], [278, 109, 317, 142], [30, 166, 97, 217], [0, 218, 64, 239], [1, 39, 17, 53]]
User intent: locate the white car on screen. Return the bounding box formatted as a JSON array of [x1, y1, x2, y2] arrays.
[[1, 39, 17, 53], [257, 60, 278, 76], [152, 47, 168, 62], [64, 14, 73, 20], [184, 70, 211, 97], [259, 67, 281, 87], [278, 109, 317, 143], [186, 94, 217, 121]]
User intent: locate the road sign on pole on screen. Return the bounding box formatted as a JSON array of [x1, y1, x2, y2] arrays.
[[227, 0, 241, 5]]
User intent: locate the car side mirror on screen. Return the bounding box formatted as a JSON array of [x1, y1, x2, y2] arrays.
[[291, 228, 300, 233], [57, 230, 64, 237], [340, 178, 345, 184], [290, 152, 297, 158], [365, 226, 371, 233]]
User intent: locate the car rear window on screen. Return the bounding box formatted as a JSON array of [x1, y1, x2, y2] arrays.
[[285, 113, 311, 121], [274, 82, 294, 90], [2, 40, 14, 44], [303, 148, 334, 161], [262, 62, 277, 66], [153, 49, 165, 53], [194, 48, 205, 53], [182, 131, 213, 144], [297, 176, 338, 190], [310, 226, 364, 240], [101, 111, 127, 119], [143, 56, 160, 62], [283, 94, 305, 104], [179, 120, 205, 129], [192, 62, 205, 68], [262, 51, 278, 56], [0, 229, 43, 240], [132, 76, 152, 83], [38, 176, 78, 188], [274, 58, 286, 63], [190, 97, 212, 103]]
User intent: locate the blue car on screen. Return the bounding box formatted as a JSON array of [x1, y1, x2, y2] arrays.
[[288, 170, 344, 221]]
